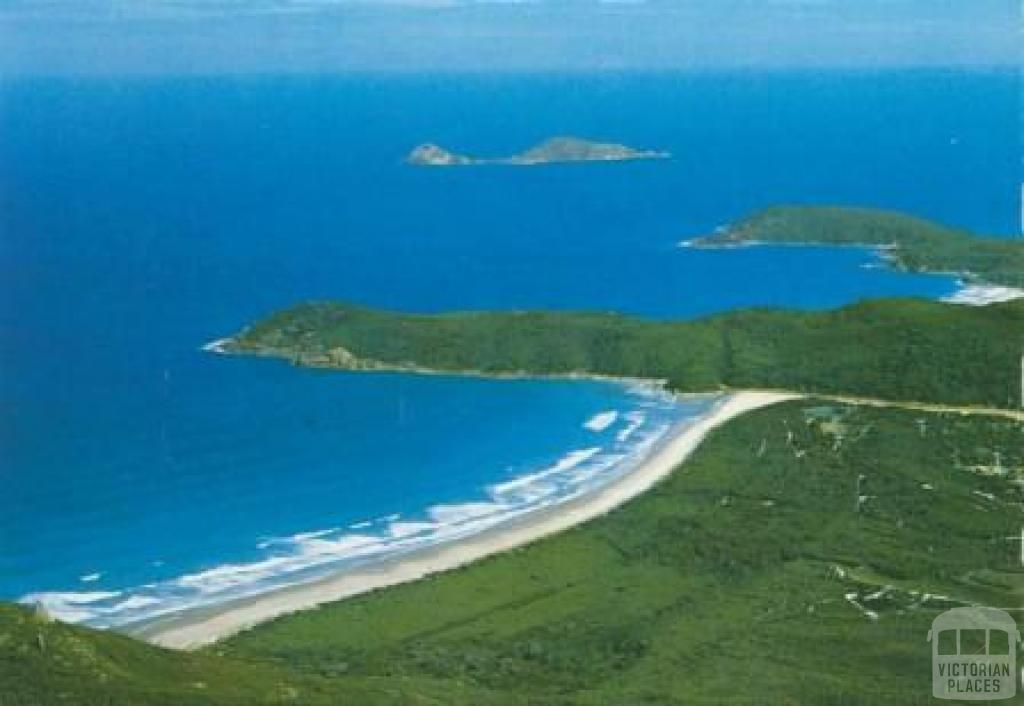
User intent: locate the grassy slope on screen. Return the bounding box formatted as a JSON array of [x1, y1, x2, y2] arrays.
[[3, 402, 1022, 704], [694, 205, 1024, 288], [0, 602, 510, 705], [222, 401, 1024, 705], [229, 298, 1024, 409]]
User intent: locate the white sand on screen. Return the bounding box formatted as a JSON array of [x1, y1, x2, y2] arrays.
[[139, 390, 797, 650]]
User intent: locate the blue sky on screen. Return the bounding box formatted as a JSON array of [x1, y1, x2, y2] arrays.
[[0, 1, 1018, 74]]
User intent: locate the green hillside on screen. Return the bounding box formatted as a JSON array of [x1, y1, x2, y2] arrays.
[[226, 298, 1024, 409], [0, 602, 508, 705], [692, 205, 1024, 288]]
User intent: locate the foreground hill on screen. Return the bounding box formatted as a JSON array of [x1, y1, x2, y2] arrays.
[[4, 402, 1022, 704], [224, 298, 1024, 410]]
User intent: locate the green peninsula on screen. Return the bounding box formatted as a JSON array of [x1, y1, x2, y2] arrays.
[[407, 136, 670, 167], [224, 297, 1024, 410], [690, 205, 1024, 289]]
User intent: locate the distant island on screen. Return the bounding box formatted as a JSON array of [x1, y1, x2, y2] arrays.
[[406, 136, 670, 167], [687, 205, 1024, 290]]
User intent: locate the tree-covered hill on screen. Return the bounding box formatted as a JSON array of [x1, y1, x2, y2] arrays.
[[226, 298, 1024, 409], [692, 205, 1024, 288]]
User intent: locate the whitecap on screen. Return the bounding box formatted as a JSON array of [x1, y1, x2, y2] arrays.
[[296, 534, 383, 558], [109, 596, 162, 612], [389, 521, 436, 539], [489, 447, 602, 503], [174, 556, 296, 594], [616, 411, 646, 443], [200, 337, 232, 354], [428, 502, 504, 525], [20, 590, 122, 623], [584, 410, 619, 432], [20, 389, 719, 631], [942, 283, 1024, 306], [290, 527, 339, 543]]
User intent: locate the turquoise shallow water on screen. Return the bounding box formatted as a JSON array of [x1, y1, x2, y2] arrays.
[[0, 70, 1015, 626]]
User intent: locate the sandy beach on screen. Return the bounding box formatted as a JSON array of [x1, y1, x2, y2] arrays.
[[135, 390, 798, 650]]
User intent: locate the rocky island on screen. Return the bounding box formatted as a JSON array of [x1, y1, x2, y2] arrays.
[[406, 136, 670, 167]]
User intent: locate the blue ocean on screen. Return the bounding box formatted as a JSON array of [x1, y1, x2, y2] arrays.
[[0, 70, 1017, 626]]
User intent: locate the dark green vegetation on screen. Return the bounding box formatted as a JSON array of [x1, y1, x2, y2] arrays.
[[6, 402, 1021, 704], [227, 297, 1024, 409], [693, 205, 1024, 288], [0, 601, 500, 705], [0, 601, 445, 706]]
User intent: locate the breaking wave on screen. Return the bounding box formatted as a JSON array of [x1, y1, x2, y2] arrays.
[[22, 388, 718, 628]]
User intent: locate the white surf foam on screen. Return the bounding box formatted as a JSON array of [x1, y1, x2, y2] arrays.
[[290, 528, 339, 543], [22, 591, 122, 622], [428, 502, 503, 525], [490, 447, 602, 503], [19, 389, 720, 630], [175, 557, 297, 595], [584, 410, 619, 432], [294, 534, 385, 562], [616, 411, 645, 443], [942, 283, 1024, 306], [388, 521, 436, 539], [109, 596, 162, 612], [200, 337, 232, 354], [172, 533, 389, 598]]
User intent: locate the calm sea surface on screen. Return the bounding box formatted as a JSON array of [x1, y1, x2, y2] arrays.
[[0, 70, 1017, 625]]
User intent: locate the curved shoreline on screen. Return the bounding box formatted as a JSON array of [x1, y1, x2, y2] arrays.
[[203, 335, 679, 393], [131, 390, 798, 650], [681, 238, 1024, 305]]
